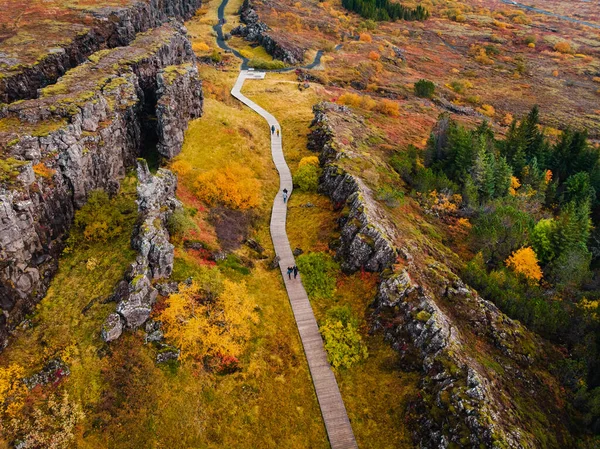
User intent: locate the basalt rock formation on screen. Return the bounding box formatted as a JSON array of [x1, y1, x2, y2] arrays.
[[308, 102, 573, 448], [0, 0, 203, 104], [102, 160, 180, 342], [0, 22, 202, 350], [231, 0, 305, 65]]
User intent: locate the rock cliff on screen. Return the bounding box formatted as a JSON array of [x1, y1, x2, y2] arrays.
[[0, 22, 202, 350], [0, 0, 203, 104], [231, 0, 305, 65], [308, 102, 573, 448], [102, 160, 180, 342]]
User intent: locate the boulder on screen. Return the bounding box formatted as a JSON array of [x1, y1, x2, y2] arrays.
[[101, 313, 124, 342]]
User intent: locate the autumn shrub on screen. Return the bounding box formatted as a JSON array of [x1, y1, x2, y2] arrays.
[[296, 252, 339, 299], [294, 157, 321, 192], [32, 162, 56, 179], [414, 79, 435, 98], [0, 364, 27, 419], [192, 41, 210, 53], [338, 93, 362, 108], [376, 99, 400, 116], [167, 208, 196, 240], [194, 163, 260, 210], [3, 392, 85, 449], [160, 270, 258, 361], [368, 51, 380, 61], [320, 306, 368, 370], [359, 33, 372, 43], [554, 42, 572, 54], [74, 190, 130, 242]]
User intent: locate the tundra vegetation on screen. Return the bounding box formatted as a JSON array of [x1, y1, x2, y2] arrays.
[[2, 0, 600, 446]]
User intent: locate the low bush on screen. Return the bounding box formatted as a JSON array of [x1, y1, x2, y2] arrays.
[[414, 79, 435, 98], [320, 306, 368, 370], [296, 252, 339, 299], [73, 190, 130, 242], [294, 158, 321, 192]]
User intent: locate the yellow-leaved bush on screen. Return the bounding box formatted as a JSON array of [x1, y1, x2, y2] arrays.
[[160, 274, 259, 361], [0, 364, 27, 418], [505, 247, 543, 283], [194, 163, 260, 209]]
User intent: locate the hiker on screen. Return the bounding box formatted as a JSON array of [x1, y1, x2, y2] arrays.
[[293, 265, 299, 279], [271, 125, 275, 134], [287, 266, 293, 280], [276, 128, 280, 137], [283, 188, 288, 203]]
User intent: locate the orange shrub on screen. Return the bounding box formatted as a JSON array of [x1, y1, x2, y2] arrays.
[[359, 33, 372, 43], [479, 104, 495, 117], [368, 51, 381, 61], [33, 162, 55, 178], [376, 99, 400, 117], [554, 42, 572, 54], [194, 163, 260, 209], [170, 159, 193, 177]]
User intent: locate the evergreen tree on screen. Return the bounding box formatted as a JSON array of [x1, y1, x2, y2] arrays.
[[494, 156, 512, 198]]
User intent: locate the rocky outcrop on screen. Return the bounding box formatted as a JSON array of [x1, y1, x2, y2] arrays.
[[308, 102, 572, 448], [0, 0, 203, 104], [0, 23, 202, 350], [102, 160, 180, 341], [231, 0, 305, 65], [309, 103, 396, 273], [156, 63, 203, 158]]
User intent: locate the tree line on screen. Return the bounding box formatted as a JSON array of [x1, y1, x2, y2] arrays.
[[391, 106, 600, 438], [341, 0, 429, 21]]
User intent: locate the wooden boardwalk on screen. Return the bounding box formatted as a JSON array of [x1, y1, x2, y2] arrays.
[[232, 70, 358, 449]]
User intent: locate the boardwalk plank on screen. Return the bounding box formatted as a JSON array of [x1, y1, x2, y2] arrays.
[[231, 71, 359, 449]]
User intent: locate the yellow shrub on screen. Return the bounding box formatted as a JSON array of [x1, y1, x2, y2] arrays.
[[368, 51, 380, 61], [360, 95, 377, 110], [194, 163, 260, 209], [0, 364, 27, 418], [554, 42, 572, 54], [505, 247, 543, 283], [376, 99, 400, 117], [337, 93, 362, 108], [161, 279, 258, 360], [298, 156, 319, 168], [552, 70, 559, 77], [192, 42, 210, 53], [170, 159, 193, 177], [527, 43, 535, 48], [359, 33, 372, 43], [480, 104, 495, 117]]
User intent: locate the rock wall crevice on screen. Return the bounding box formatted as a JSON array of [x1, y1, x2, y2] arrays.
[[0, 23, 202, 349]]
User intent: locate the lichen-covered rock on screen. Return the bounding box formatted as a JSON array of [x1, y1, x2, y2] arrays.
[[0, 24, 202, 350], [23, 358, 70, 390], [156, 63, 203, 158], [0, 0, 203, 103], [156, 345, 180, 363], [309, 103, 396, 274], [101, 313, 123, 342], [231, 0, 305, 64], [104, 160, 179, 334]]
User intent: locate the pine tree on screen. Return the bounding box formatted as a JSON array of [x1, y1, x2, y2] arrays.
[[494, 156, 512, 198]]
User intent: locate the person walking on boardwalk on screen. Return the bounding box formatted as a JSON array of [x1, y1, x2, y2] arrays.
[[271, 125, 275, 134], [287, 266, 293, 280], [293, 265, 299, 279], [276, 128, 280, 137], [283, 188, 288, 203]]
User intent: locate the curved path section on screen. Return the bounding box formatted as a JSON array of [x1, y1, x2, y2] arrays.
[[232, 70, 358, 449]]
